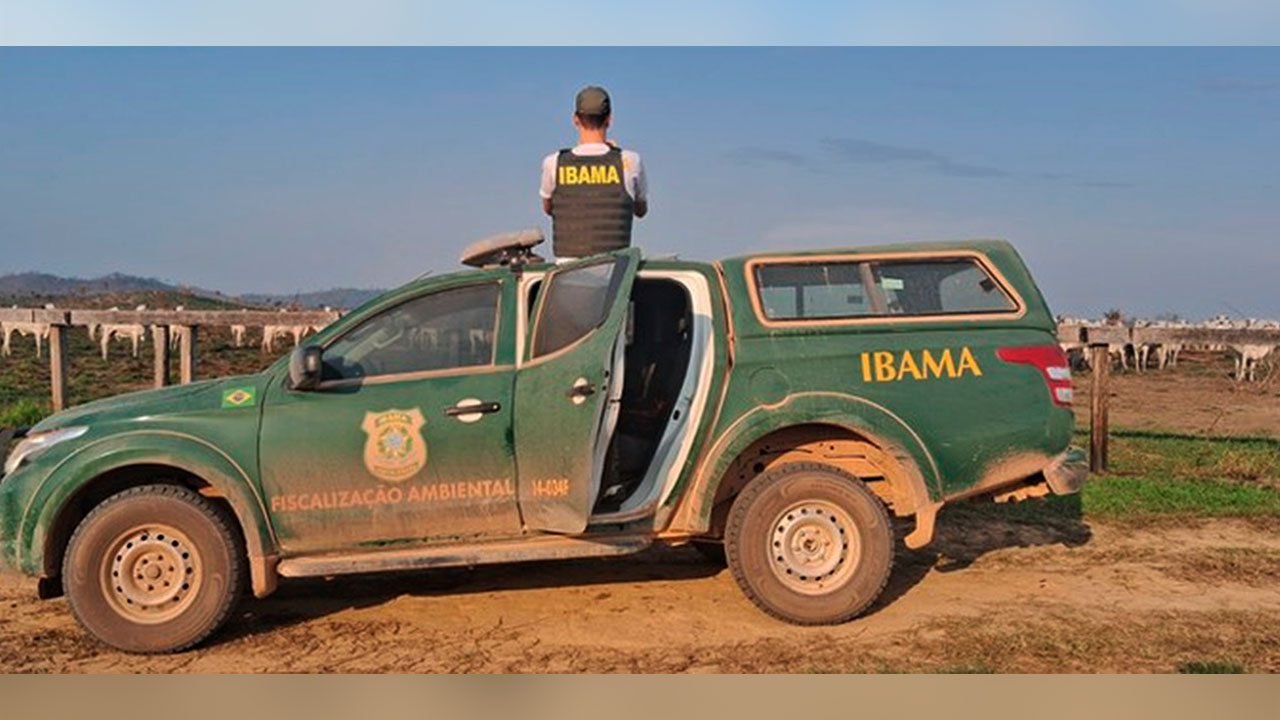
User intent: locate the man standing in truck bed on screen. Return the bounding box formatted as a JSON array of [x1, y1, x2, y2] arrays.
[[540, 85, 648, 260]]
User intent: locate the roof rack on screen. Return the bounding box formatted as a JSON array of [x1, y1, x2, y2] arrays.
[[460, 228, 547, 269]]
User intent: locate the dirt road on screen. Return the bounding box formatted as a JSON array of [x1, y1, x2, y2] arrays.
[[3, 512, 1277, 673]]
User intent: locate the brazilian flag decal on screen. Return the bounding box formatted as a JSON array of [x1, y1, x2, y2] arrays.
[[221, 386, 257, 409]]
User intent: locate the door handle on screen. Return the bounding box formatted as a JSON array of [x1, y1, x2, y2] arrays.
[[444, 401, 502, 417], [566, 382, 597, 400]]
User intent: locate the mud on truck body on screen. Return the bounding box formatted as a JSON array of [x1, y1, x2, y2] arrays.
[[0, 236, 1086, 652]]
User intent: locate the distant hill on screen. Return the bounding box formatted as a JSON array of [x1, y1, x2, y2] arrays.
[[0, 271, 176, 297], [0, 272, 384, 310]]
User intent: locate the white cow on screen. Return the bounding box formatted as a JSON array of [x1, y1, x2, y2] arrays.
[[2, 322, 51, 358], [1232, 344, 1274, 382], [1054, 317, 1125, 371], [1055, 315, 1088, 367], [230, 324, 247, 348], [165, 307, 188, 351], [261, 324, 313, 353], [1155, 342, 1183, 369], [1058, 340, 1085, 369], [261, 325, 287, 353], [1071, 319, 1131, 371], [3, 304, 59, 358], [97, 305, 148, 360], [1085, 320, 1130, 371], [99, 323, 146, 359], [1154, 320, 1189, 369], [86, 305, 120, 344], [1109, 343, 1130, 371], [1132, 319, 1183, 372], [1152, 321, 1188, 370]]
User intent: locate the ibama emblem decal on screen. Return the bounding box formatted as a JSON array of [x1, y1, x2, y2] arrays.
[[361, 408, 427, 483]]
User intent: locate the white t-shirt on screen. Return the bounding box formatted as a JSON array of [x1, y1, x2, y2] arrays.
[[540, 143, 648, 203]]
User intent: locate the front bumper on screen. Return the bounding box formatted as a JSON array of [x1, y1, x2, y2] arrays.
[[1043, 445, 1088, 496]]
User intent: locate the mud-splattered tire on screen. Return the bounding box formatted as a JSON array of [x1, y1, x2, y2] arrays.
[[62, 484, 243, 653], [725, 462, 893, 625]]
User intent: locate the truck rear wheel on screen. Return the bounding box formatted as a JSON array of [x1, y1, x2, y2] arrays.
[[725, 462, 893, 625], [62, 484, 243, 653]]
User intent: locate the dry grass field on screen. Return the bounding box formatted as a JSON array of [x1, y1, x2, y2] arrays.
[[1072, 350, 1280, 438], [1, 315, 274, 427], [1, 338, 1278, 673]]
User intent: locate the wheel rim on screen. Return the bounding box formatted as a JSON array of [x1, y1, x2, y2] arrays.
[[767, 500, 860, 595], [100, 524, 202, 624]]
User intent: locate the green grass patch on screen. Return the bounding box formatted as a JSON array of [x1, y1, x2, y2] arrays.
[[1110, 436, 1280, 485], [962, 474, 1280, 525], [964, 431, 1280, 523], [1088, 431, 1280, 518], [1082, 475, 1280, 518], [1105, 427, 1280, 445], [0, 398, 48, 427], [1077, 428, 1280, 483], [1178, 660, 1247, 674]]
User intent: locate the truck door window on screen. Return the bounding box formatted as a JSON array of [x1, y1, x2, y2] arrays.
[[531, 256, 629, 358], [321, 283, 500, 380], [869, 258, 1015, 315], [754, 262, 873, 320]]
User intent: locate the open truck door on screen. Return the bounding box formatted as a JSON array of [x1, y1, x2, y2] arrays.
[[515, 248, 640, 533]]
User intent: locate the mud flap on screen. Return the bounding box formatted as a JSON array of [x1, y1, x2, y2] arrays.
[[904, 501, 942, 549]]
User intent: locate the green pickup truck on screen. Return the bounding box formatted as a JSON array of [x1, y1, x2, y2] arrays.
[[1, 235, 1085, 652]]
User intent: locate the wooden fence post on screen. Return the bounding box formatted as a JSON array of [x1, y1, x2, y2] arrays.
[[176, 325, 198, 384], [151, 325, 170, 388], [1089, 343, 1110, 472], [49, 324, 68, 412]]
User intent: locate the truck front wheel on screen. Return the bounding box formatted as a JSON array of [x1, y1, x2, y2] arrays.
[[725, 462, 893, 625], [62, 484, 244, 653]]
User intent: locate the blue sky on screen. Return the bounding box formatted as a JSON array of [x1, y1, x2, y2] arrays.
[[3, 1, 1280, 44], [1, 47, 1278, 318]]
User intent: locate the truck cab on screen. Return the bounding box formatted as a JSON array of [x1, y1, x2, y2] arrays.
[[0, 235, 1085, 652]]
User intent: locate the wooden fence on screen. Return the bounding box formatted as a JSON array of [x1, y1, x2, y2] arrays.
[[1057, 323, 1280, 348], [1057, 323, 1280, 471], [1, 308, 340, 413], [5, 310, 1280, 475]]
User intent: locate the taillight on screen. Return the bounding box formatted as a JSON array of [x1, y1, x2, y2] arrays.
[[996, 344, 1073, 407]]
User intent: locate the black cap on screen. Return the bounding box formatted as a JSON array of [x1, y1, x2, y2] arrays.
[[575, 86, 611, 116]]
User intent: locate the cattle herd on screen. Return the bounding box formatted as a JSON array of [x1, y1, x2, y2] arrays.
[[1057, 315, 1280, 382], [1, 304, 332, 360], [1, 305, 1277, 383]]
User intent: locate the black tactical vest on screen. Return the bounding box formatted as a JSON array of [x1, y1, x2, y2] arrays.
[[549, 147, 634, 258]]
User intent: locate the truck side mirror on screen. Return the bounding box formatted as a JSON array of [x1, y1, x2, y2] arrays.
[[289, 345, 324, 390]]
